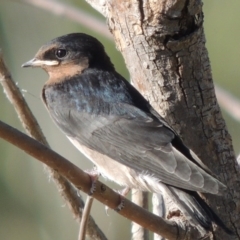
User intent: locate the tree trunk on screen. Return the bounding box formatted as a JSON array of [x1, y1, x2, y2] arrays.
[[86, 0, 240, 239]]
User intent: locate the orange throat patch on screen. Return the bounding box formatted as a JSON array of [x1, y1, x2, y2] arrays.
[[45, 59, 89, 85]]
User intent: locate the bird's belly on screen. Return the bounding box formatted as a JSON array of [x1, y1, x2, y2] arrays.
[[68, 137, 137, 186], [67, 137, 164, 193]]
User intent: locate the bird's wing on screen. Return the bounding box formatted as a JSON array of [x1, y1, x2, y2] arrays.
[[54, 101, 226, 195]]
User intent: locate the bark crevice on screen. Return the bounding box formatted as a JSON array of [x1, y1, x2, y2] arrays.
[[86, 0, 239, 238]]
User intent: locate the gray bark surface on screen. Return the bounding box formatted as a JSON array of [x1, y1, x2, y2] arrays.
[[86, 0, 240, 238]]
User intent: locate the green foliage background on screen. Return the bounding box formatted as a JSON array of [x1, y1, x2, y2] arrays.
[[0, 1, 239, 239]]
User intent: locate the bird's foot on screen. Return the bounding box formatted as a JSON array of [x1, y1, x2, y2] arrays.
[[114, 187, 130, 212], [85, 167, 100, 196], [105, 187, 130, 214], [114, 195, 126, 212]]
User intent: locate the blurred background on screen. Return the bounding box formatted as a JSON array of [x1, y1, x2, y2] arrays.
[[0, 1, 239, 239]]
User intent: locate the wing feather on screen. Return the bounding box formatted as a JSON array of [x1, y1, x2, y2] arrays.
[[49, 97, 226, 194]]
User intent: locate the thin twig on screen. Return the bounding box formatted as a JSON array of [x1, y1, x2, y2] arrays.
[[152, 193, 165, 240], [78, 196, 94, 240], [132, 190, 149, 240], [0, 120, 202, 240], [0, 51, 107, 240], [0, 54, 48, 145], [19, 0, 112, 40]]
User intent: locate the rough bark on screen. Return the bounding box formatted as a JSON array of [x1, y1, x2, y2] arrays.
[[86, 0, 240, 239]]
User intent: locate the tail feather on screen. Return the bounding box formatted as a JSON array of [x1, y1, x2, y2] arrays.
[[189, 191, 234, 235], [166, 186, 233, 235]]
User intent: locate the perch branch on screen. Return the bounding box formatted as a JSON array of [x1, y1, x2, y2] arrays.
[[0, 120, 201, 240], [0, 51, 106, 240]]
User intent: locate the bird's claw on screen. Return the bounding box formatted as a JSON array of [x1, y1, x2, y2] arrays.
[[85, 168, 100, 196], [114, 195, 125, 212], [105, 187, 130, 214]]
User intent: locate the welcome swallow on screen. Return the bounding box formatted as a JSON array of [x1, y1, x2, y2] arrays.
[[22, 33, 232, 234]]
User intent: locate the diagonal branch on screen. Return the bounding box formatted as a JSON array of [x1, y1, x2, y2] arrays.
[[19, 0, 112, 40], [0, 119, 202, 240], [78, 196, 94, 240], [0, 51, 106, 240]]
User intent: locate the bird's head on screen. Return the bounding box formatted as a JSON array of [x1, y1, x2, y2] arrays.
[[22, 33, 115, 83]]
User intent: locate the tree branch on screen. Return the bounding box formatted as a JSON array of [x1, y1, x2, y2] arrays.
[[2, 0, 240, 238], [19, 0, 112, 40], [19, 0, 240, 123], [0, 120, 202, 240], [85, 0, 239, 238], [0, 51, 106, 240], [78, 196, 94, 240]]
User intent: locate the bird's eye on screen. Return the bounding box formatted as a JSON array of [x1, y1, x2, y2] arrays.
[[55, 49, 67, 59]]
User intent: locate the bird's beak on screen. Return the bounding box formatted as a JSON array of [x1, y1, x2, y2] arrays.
[[22, 58, 59, 68]]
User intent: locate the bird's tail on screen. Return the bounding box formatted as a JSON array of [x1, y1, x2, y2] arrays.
[[165, 186, 233, 235]]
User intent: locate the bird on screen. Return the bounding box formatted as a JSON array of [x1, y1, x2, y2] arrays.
[[22, 33, 232, 235]]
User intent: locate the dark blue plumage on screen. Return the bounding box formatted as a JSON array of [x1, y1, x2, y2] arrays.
[[22, 33, 233, 235]]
